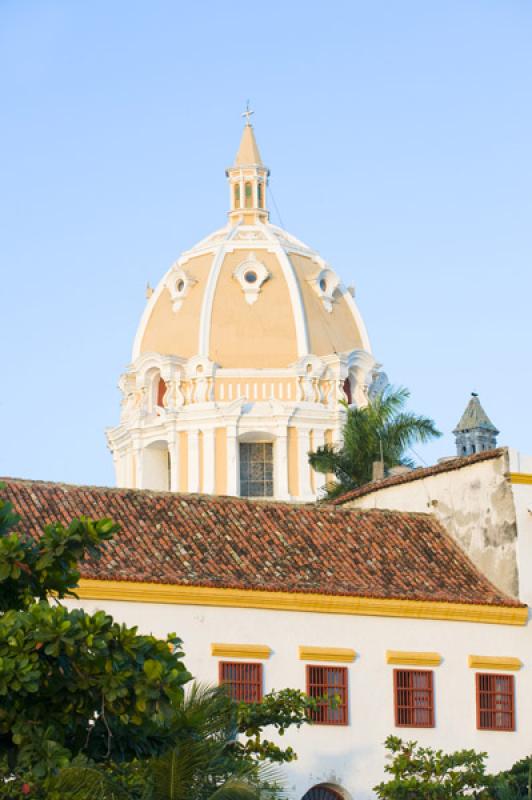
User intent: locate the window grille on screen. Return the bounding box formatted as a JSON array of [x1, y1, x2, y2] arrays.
[[234, 184, 240, 209], [219, 662, 263, 703], [394, 669, 434, 727], [306, 665, 348, 725], [239, 442, 274, 497], [476, 673, 515, 731]]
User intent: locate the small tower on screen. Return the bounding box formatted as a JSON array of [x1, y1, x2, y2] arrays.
[[453, 393, 499, 456], [226, 109, 270, 225]]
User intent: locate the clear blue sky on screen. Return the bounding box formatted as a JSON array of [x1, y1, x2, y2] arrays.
[[1, 0, 531, 486]]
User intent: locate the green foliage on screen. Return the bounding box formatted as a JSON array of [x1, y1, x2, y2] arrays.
[[0, 496, 117, 612], [0, 491, 315, 799], [373, 736, 493, 799], [0, 493, 191, 798], [308, 386, 441, 499], [493, 756, 532, 799]]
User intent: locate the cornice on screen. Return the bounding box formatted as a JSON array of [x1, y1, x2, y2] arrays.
[[211, 643, 271, 659], [386, 650, 442, 666], [299, 646, 356, 662], [468, 655, 522, 671], [76, 580, 528, 626], [509, 472, 532, 485]]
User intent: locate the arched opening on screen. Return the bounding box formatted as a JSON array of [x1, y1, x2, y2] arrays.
[[244, 181, 253, 208], [301, 786, 345, 800], [343, 377, 352, 405], [257, 182, 263, 208], [234, 183, 240, 209], [157, 377, 167, 407], [143, 441, 171, 492]]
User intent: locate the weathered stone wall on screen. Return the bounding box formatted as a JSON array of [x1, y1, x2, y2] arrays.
[[344, 451, 519, 598]]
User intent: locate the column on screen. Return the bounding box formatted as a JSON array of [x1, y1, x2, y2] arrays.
[[202, 428, 216, 495], [187, 429, 200, 493], [297, 428, 313, 499], [312, 429, 327, 496], [226, 426, 239, 496], [133, 441, 143, 489], [168, 432, 180, 492], [274, 430, 289, 500]]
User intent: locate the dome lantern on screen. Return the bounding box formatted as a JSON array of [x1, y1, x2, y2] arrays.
[[226, 109, 270, 225]]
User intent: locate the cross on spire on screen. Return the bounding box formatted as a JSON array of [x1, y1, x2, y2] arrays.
[[242, 101, 254, 126]]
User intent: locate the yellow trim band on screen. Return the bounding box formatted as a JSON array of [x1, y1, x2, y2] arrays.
[[468, 655, 522, 671], [76, 579, 527, 626], [509, 472, 532, 485], [386, 650, 442, 666], [299, 646, 356, 663], [211, 643, 271, 659]]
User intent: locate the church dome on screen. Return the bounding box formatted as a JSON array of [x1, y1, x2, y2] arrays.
[[109, 118, 377, 503], [133, 123, 370, 368]]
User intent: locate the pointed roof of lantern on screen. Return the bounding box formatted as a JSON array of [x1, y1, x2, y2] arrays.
[[234, 121, 263, 166], [454, 393, 499, 433]]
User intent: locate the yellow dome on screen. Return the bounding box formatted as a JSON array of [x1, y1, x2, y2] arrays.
[[134, 221, 370, 368]]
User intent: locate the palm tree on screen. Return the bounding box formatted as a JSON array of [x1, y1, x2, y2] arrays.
[[48, 684, 283, 800], [309, 385, 441, 499], [145, 683, 282, 800]]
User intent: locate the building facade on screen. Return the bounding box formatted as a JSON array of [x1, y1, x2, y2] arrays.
[[107, 121, 375, 502], [3, 477, 531, 800]]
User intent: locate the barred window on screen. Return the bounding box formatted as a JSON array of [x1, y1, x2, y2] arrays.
[[306, 665, 348, 725], [219, 662, 262, 703], [245, 181, 253, 208], [394, 669, 434, 728], [476, 673, 515, 731], [240, 442, 273, 497]]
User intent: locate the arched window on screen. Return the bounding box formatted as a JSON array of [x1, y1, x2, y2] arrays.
[[244, 182, 253, 208], [234, 183, 240, 209], [157, 377, 167, 407], [343, 377, 352, 405], [257, 182, 263, 208], [301, 787, 344, 800], [240, 442, 273, 497]]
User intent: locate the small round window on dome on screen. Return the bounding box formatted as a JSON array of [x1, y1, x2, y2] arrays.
[[176, 279, 185, 293], [319, 278, 327, 292], [244, 270, 258, 284]]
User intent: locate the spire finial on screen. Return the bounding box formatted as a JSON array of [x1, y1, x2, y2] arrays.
[[242, 100, 254, 127]]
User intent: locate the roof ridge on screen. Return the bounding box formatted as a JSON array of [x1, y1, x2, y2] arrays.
[[329, 447, 507, 505]]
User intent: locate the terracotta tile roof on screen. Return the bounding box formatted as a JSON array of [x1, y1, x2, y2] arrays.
[[329, 448, 507, 506], [0, 476, 520, 608]]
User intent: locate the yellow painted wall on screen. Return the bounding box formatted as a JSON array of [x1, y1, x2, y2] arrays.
[[209, 250, 298, 368], [288, 427, 299, 497], [179, 431, 188, 492], [215, 428, 227, 495], [290, 254, 363, 355], [140, 253, 213, 357]]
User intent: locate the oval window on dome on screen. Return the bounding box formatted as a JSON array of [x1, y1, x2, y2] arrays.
[[244, 270, 258, 284], [176, 279, 185, 293], [319, 277, 327, 292]]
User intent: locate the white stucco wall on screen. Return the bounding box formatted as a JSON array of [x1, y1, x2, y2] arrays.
[[68, 596, 532, 800], [343, 453, 520, 599], [509, 449, 532, 606]]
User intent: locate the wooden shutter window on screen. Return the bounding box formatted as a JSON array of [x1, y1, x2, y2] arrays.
[[306, 665, 348, 725], [219, 661, 263, 703], [476, 673, 515, 731], [394, 669, 434, 728]]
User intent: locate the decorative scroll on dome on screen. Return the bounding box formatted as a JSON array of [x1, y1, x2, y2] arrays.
[[233, 252, 270, 305], [165, 265, 197, 312], [308, 267, 340, 313]]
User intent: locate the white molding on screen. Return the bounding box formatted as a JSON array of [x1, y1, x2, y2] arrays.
[[198, 225, 239, 357], [260, 223, 310, 357], [341, 285, 372, 353], [165, 265, 198, 312]]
